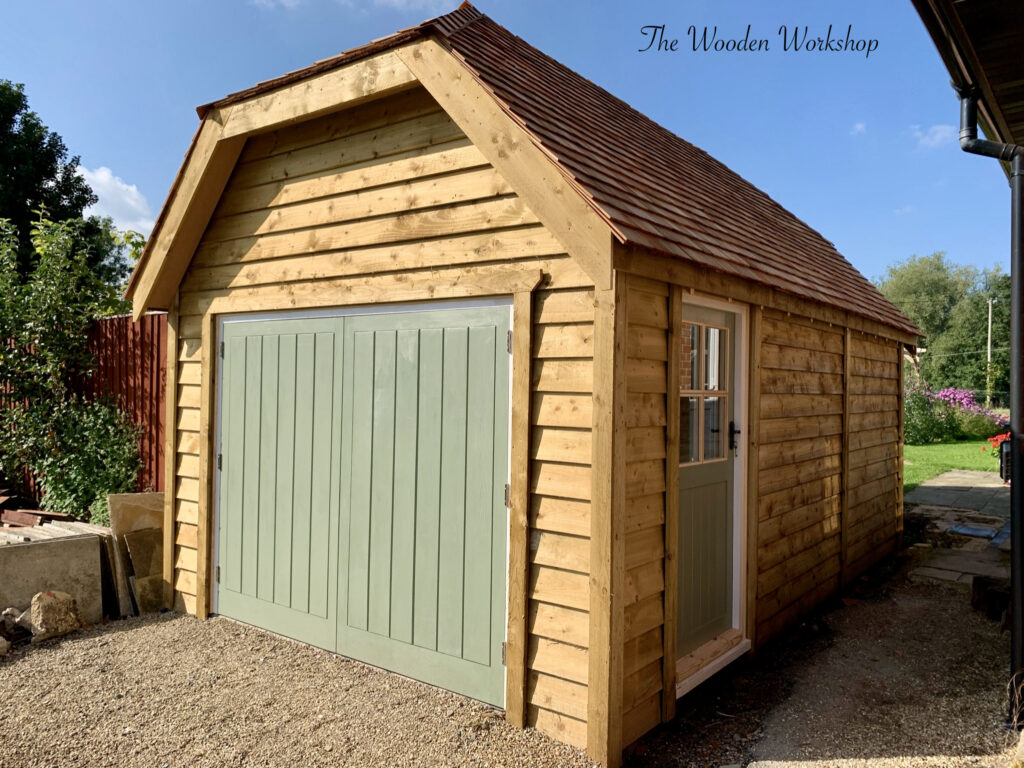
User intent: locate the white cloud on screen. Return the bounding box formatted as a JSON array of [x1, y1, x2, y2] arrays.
[[77, 166, 155, 236], [850, 121, 866, 136], [911, 124, 956, 149], [893, 205, 915, 215], [250, 0, 302, 7]]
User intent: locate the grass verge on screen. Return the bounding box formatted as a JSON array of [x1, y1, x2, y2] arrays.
[[903, 440, 999, 493]]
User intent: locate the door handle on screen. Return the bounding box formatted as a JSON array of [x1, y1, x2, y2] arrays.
[[728, 421, 741, 454]]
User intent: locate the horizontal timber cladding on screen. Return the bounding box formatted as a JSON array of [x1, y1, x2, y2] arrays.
[[527, 284, 596, 749], [620, 275, 671, 747], [844, 333, 902, 579], [167, 86, 596, 744], [754, 310, 903, 642]]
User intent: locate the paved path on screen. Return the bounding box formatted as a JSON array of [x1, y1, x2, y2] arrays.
[[905, 469, 1009, 517]]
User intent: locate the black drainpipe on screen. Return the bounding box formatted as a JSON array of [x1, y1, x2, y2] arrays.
[[955, 86, 1024, 726]]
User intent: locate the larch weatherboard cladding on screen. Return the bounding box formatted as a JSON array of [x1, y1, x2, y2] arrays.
[[754, 310, 903, 642], [527, 286, 596, 748], [167, 85, 596, 739], [620, 275, 669, 747], [844, 333, 902, 579], [755, 310, 845, 642]]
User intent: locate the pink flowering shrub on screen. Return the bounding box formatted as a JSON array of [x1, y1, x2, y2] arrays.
[[904, 382, 1007, 444]]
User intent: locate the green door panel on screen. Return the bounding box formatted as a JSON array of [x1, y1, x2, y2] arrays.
[[677, 306, 736, 659], [218, 317, 344, 651], [338, 307, 510, 707], [218, 304, 511, 708]]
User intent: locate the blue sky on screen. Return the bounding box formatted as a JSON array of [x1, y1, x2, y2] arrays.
[[0, 0, 1010, 281]]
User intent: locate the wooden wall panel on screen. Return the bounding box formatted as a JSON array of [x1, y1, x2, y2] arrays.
[[754, 311, 845, 642], [619, 275, 671, 746], [843, 333, 902, 583], [755, 313, 902, 642], [167, 86, 596, 746]]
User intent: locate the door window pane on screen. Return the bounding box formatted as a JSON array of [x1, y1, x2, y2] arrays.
[[681, 322, 699, 391], [680, 396, 699, 463], [703, 396, 725, 460], [704, 327, 726, 391]]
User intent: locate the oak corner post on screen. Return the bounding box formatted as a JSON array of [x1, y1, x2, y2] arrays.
[[588, 274, 627, 767], [196, 313, 217, 619], [661, 285, 682, 720], [505, 289, 534, 728], [745, 305, 762, 649], [163, 299, 180, 610]]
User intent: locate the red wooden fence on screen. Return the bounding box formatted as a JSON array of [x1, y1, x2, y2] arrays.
[[3, 312, 167, 499], [79, 312, 167, 493]]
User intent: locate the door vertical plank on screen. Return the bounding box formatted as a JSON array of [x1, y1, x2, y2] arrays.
[[414, 328, 443, 650], [438, 327, 469, 657], [308, 332, 336, 618], [368, 330, 397, 636], [257, 335, 279, 602], [390, 329, 419, 644], [346, 331, 374, 630], [290, 333, 316, 614], [224, 336, 247, 594], [241, 336, 263, 598], [274, 335, 297, 607], [463, 325, 497, 665]]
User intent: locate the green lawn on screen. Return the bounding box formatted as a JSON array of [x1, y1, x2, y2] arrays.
[[903, 440, 999, 493]]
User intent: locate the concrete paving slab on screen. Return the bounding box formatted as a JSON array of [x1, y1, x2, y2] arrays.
[[905, 469, 1009, 514], [926, 549, 1008, 580], [908, 566, 964, 583], [0, 536, 102, 624]]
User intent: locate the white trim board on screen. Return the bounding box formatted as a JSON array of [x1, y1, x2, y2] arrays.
[[676, 639, 752, 699]]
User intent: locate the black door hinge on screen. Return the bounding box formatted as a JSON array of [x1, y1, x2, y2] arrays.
[[215, 565, 221, 583], [501, 641, 507, 666], [217, 453, 222, 471], [504, 483, 511, 508], [219, 341, 224, 358], [507, 330, 513, 354]]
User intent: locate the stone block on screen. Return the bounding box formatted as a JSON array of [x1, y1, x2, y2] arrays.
[[27, 590, 82, 641], [108, 493, 163, 537]]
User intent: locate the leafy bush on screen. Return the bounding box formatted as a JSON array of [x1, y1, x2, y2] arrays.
[[904, 381, 1009, 444], [904, 385, 958, 444], [934, 387, 1008, 439], [0, 216, 141, 520], [29, 396, 141, 522]]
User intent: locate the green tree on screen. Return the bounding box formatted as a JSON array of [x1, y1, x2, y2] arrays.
[[0, 80, 134, 287], [924, 269, 1011, 405], [0, 217, 140, 519], [876, 252, 977, 344]]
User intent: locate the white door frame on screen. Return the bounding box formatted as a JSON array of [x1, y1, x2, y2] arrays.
[[675, 293, 752, 698]]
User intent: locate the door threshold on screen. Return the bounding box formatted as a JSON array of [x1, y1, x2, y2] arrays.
[[675, 628, 751, 699]]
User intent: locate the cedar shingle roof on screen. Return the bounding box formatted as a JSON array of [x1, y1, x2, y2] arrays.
[[201, 3, 916, 336]]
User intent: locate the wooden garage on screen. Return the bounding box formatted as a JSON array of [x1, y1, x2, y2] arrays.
[[126, 4, 917, 766]]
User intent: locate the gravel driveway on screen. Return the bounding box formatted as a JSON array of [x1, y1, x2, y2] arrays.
[[0, 615, 598, 768], [1, 548, 1017, 767]]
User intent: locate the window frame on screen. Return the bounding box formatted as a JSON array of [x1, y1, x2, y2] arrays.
[[679, 321, 730, 467]]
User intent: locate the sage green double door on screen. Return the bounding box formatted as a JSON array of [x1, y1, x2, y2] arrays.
[[216, 304, 511, 706]]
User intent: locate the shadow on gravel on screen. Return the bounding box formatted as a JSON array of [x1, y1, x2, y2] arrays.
[[625, 553, 1014, 768]]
